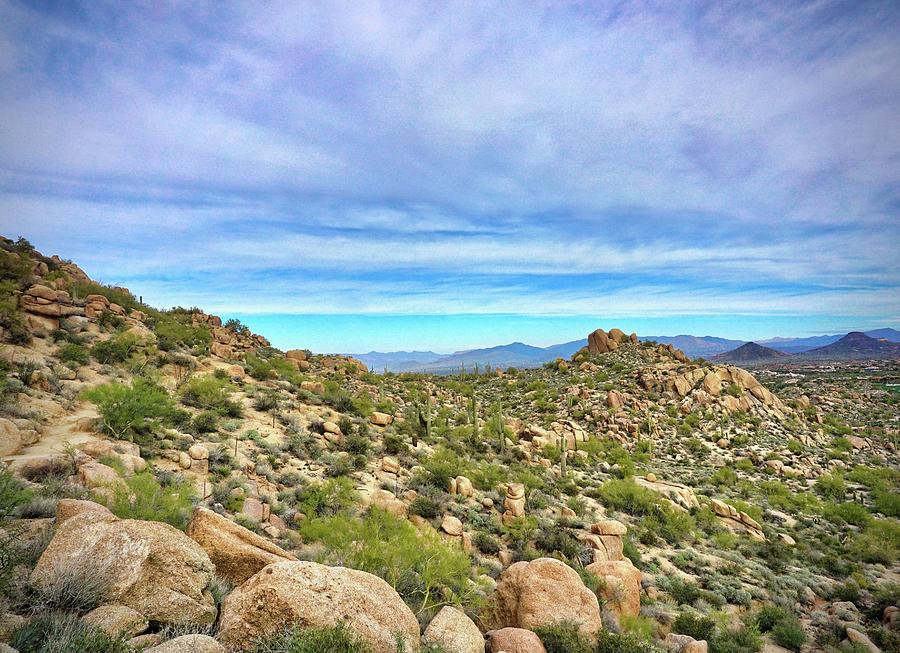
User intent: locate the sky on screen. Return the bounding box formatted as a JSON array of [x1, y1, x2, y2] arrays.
[[1, 1, 898, 353]]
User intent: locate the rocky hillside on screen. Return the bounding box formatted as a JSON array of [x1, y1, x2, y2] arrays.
[[0, 237, 898, 653], [712, 342, 789, 365]]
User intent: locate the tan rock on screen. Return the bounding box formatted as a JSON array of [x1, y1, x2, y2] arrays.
[[485, 627, 547, 653], [31, 511, 216, 625], [586, 558, 641, 620], [484, 557, 601, 636], [381, 456, 400, 474], [78, 461, 127, 491], [188, 444, 209, 460], [300, 380, 325, 394], [590, 519, 627, 536], [285, 349, 309, 362], [441, 515, 464, 537], [0, 418, 22, 457], [424, 606, 484, 653], [83, 604, 148, 638], [323, 420, 342, 435], [145, 635, 225, 653], [703, 371, 721, 397], [370, 411, 394, 426], [217, 561, 420, 653], [370, 489, 407, 518], [455, 475, 474, 497], [665, 633, 708, 653], [186, 507, 296, 585], [56, 498, 115, 524]]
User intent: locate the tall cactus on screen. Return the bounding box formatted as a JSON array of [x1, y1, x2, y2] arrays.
[[559, 434, 567, 477], [469, 390, 478, 440], [425, 392, 432, 440]]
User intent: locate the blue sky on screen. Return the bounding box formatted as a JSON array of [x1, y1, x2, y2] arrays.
[[1, 1, 898, 352]]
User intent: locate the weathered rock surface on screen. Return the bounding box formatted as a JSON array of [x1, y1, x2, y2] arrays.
[[586, 559, 641, 620], [217, 561, 420, 653], [31, 511, 216, 625], [424, 606, 485, 653], [186, 507, 296, 585], [485, 628, 547, 653], [483, 557, 601, 636], [145, 635, 225, 653]]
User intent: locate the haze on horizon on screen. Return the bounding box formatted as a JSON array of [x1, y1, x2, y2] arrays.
[[1, 1, 898, 353]]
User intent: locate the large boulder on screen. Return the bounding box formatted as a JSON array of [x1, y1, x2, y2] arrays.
[[186, 507, 296, 585], [0, 418, 22, 457], [217, 561, 420, 653], [485, 628, 547, 653], [83, 604, 148, 638], [586, 559, 641, 620], [30, 511, 216, 625], [483, 557, 601, 636], [424, 606, 484, 653]]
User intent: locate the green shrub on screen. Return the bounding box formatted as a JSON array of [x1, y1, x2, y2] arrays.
[[815, 471, 846, 499], [58, 342, 90, 366], [71, 281, 141, 313], [179, 374, 242, 416], [852, 518, 900, 564], [708, 624, 761, 653], [473, 531, 500, 554], [191, 410, 220, 434], [250, 623, 370, 653], [298, 508, 478, 618], [294, 477, 358, 518], [674, 612, 716, 641], [822, 501, 871, 526], [91, 332, 142, 364], [84, 378, 179, 442], [152, 314, 211, 351], [409, 495, 441, 519], [752, 604, 790, 633], [0, 466, 32, 520], [11, 613, 133, 653], [771, 615, 805, 651], [534, 622, 591, 653], [100, 472, 196, 529]]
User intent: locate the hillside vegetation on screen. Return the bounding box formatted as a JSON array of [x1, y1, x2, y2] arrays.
[[0, 235, 898, 653]]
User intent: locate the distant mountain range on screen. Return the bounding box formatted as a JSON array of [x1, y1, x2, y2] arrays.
[[799, 331, 900, 360], [348, 328, 900, 372]]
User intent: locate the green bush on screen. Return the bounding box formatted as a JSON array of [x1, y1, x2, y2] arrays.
[[58, 342, 90, 366], [250, 623, 370, 653], [91, 332, 142, 364], [11, 613, 133, 653], [100, 472, 196, 529], [0, 466, 32, 520], [179, 374, 242, 416], [152, 314, 211, 351], [191, 410, 220, 434], [298, 507, 478, 618], [84, 378, 179, 442], [815, 471, 846, 499], [294, 477, 358, 518], [674, 612, 716, 641], [852, 518, 900, 564], [771, 615, 805, 651], [594, 631, 662, 653], [752, 604, 790, 633], [408, 495, 441, 519], [473, 530, 500, 554], [708, 624, 761, 653], [535, 622, 591, 653]]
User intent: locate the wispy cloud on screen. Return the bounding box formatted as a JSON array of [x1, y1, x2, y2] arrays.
[[1, 0, 898, 344]]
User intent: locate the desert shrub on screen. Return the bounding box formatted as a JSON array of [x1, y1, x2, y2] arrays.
[[20, 551, 115, 613], [473, 531, 500, 554], [0, 466, 33, 520], [179, 374, 242, 416], [11, 613, 133, 653], [674, 612, 716, 641], [70, 281, 141, 312], [83, 378, 178, 443], [535, 621, 591, 653], [771, 615, 805, 651], [250, 622, 370, 653], [752, 604, 790, 633], [342, 433, 371, 456], [191, 410, 220, 434], [90, 332, 142, 364], [294, 477, 358, 518], [100, 472, 196, 529], [382, 433, 408, 455], [822, 500, 871, 526], [298, 508, 478, 618], [708, 624, 761, 653], [408, 495, 441, 519], [852, 518, 900, 564], [597, 482, 694, 544], [815, 471, 846, 499], [422, 447, 467, 490], [58, 342, 90, 366], [152, 313, 211, 351], [535, 526, 582, 560], [597, 478, 656, 514]]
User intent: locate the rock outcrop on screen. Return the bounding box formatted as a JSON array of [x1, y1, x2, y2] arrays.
[[424, 606, 485, 653]]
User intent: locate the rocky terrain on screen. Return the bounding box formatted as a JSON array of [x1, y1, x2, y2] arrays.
[[0, 236, 898, 653]]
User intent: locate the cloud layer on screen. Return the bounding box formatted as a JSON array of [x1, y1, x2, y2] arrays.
[[1, 1, 898, 341]]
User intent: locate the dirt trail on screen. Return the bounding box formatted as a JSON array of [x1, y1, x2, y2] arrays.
[[3, 402, 103, 464]]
